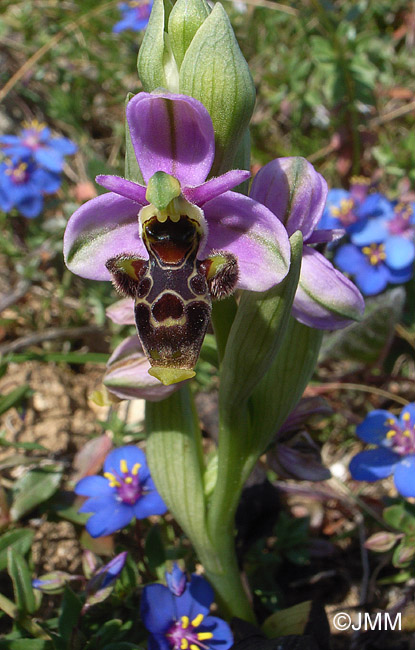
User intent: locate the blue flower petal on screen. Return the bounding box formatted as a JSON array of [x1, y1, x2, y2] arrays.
[[148, 634, 171, 650], [78, 495, 115, 514], [358, 193, 393, 220], [387, 264, 413, 284], [32, 168, 61, 193], [393, 456, 415, 498], [75, 475, 113, 497], [334, 243, 366, 275], [351, 215, 389, 246], [384, 236, 415, 270], [175, 575, 213, 620], [201, 616, 233, 649], [140, 584, 175, 634], [134, 491, 167, 518], [103, 446, 148, 478], [34, 147, 64, 173], [355, 262, 389, 296], [85, 502, 134, 537], [50, 137, 77, 155], [349, 447, 399, 482], [356, 410, 397, 445], [18, 194, 43, 219]]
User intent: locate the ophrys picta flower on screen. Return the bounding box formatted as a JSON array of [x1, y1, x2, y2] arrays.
[[64, 91, 290, 384]]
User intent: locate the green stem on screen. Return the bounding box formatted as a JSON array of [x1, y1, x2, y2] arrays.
[[211, 296, 237, 363], [145, 385, 254, 621]]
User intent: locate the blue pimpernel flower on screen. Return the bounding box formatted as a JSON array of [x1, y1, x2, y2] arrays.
[[113, 0, 152, 33], [350, 200, 415, 247], [0, 119, 77, 173], [334, 236, 414, 296], [141, 572, 233, 650], [319, 178, 393, 233], [350, 404, 415, 498], [75, 446, 167, 537], [0, 156, 61, 218]]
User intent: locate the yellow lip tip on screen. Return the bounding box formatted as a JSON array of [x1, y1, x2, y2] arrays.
[[148, 367, 196, 386]]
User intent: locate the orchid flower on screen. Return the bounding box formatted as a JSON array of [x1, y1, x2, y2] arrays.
[[64, 91, 290, 384], [250, 157, 365, 329]]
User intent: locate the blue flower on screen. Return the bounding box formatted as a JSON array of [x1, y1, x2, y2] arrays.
[[86, 551, 128, 591], [351, 200, 415, 247], [165, 563, 187, 597], [0, 156, 61, 218], [334, 237, 414, 295], [75, 446, 167, 537], [0, 119, 77, 173], [113, 1, 152, 33], [141, 573, 233, 650], [350, 404, 415, 498], [319, 178, 392, 233]]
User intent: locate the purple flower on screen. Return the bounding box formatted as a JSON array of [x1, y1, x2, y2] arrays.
[[103, 334, 181, 401], [349, 404, 415, 498], [113, 0, 152, 32], [250, 157, 365, 329], [334, 239, 414, 296], [0, 156, 61, 218], [75, 446, 167, 537], [0, 119, 77, 173], [64, 91, 290, 382], [165, 563, 187, 597], [141, 573, 233, 650]]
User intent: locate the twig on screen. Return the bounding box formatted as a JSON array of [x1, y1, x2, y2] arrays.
[[0, 280, 31, 314], [0, 0, 118, 103], [224, 0, 298, 15], [310, 382, 410, 407], [0, 325, 103, 355]]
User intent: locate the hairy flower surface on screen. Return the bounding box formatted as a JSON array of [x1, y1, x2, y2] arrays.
[[64, 91, 290, 383], [113, 0, 152, 32], [0, 119, 77, 173], [0, 156, 61, 218], [250, 157, 365, 329], [141, 572, 233, 650], [75, 446, 167, 537], [350, 404, 415, 497]]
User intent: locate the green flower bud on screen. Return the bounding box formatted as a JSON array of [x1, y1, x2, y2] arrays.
[[137, 0, 256, 176]]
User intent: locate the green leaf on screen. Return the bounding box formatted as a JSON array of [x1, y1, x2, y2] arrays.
[[319, 288, 405, 363], [168, 0, 210, 69], [0, 529, 35, 571], [219, 231, 303, 409], [144, 525, 166, 572], [7, 548, 36, 614], [58, 586, 83, 644], [0, 641, 53, 649], [262, 600, 312, 637], [137, 0, 174, 91], [124, 92, 144, 184], [10, 465, 63, 521], [179, 3, 256, 175], [0, 385, 31, 417]]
